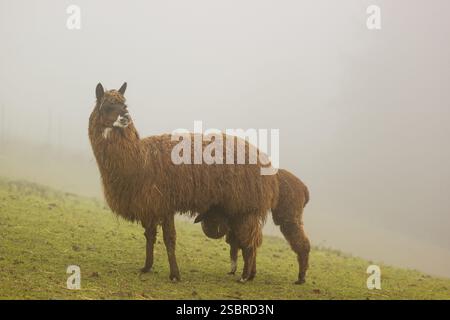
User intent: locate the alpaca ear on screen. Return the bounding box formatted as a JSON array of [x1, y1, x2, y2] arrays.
[[96, 83, 104, 100], [118, 82, 127, 95]]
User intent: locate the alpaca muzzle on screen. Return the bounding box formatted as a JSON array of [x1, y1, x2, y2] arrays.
[[113, 113, 131, 128]]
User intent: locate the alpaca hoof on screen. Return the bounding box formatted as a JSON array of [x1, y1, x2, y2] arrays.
[[169, 274, 181, 282], [247, 273, 256, 281], [295, 278, 306, 285], [238, 277, 248, 283], [227, 271, 236, 275], [140, 266, 151, 273]]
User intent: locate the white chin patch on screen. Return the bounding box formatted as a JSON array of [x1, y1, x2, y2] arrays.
[[113, 114, 130, 128], [103, 128, 112, 139]]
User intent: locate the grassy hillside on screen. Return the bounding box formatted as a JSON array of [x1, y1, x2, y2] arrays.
[[0, 178, 449, 300]]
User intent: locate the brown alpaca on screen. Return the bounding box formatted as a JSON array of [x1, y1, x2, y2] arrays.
[[88, 83, 279, 282], [197, 169, 310, 284]]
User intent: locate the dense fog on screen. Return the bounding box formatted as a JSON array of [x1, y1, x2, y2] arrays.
[[1, 0, 449, 277]]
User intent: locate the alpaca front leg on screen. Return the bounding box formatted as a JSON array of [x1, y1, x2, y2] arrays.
[[141, 223, 157, 273], [229, 244, 239, 275], [226, 232, 239, 275], [162, 216, 181, 281]]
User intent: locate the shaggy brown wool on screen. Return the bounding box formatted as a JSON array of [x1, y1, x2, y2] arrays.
[[199, 169, 311, 284], [271, 169, 310, 284], [88, 83, 279, 282]]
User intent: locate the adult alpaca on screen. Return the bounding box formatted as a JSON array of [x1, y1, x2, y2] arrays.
[[88, 83, 279, 282]]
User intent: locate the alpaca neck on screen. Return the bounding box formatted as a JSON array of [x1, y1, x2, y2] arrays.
[[89, 122, 143, 177]]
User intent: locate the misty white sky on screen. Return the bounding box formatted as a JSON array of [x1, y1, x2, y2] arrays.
[[1, 0, 449, 276]]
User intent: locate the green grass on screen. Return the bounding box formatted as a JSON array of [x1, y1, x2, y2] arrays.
[[0, 178, 449, 300]]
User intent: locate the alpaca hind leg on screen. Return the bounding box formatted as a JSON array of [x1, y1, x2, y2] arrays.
[[280, 219, 310, 284], [162, 215, 181, 281], [247, 251, 257, 280], [240, 247, 257, 282], [141, 223, 157, 273]]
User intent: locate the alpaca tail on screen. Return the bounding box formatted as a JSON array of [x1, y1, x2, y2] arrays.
[[303, 183, 310, 208]]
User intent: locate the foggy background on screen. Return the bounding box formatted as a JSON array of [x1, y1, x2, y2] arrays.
[[1, 0, 449, 277]]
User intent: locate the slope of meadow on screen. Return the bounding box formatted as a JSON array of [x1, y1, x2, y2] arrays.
[[0, 178, 449, 300]]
